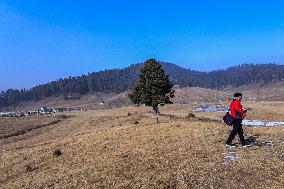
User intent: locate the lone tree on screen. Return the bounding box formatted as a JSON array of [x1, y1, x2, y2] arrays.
[[129, 58, 175, 123]]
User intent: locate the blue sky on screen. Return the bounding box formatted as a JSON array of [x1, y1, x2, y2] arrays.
[[1, 0, 284, 90]]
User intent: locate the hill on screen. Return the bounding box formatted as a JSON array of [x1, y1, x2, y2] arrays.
[[1, 62, 284, 109], [2, 81, 284, 112]]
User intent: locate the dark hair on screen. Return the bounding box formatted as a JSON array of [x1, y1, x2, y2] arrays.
[[234, 93, 242, 97]]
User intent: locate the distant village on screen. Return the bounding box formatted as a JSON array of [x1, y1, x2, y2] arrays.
[[0, 107, 87, 117]]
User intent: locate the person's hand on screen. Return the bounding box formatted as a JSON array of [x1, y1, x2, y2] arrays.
[[243, 111, 247, 119]]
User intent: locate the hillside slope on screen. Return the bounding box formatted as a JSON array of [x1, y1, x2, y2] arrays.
[[1, 63, 284, 108], [2, 81, 284, 112]]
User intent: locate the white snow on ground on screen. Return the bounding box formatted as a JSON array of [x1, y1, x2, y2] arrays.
[[242, 120, 284, 127], [224, 156, 241, 159], [193, 104, 230, 112]]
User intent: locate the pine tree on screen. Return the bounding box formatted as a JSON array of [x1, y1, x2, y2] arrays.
[[129, 58, 175, 123]]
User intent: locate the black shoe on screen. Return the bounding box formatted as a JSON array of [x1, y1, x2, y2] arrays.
[[226, 143, 237, 148]]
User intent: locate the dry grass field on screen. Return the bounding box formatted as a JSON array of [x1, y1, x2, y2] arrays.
[[1, 100, 284, 189]]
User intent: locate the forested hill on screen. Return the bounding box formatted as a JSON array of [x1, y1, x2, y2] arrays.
[[1, 63, 284, 108]]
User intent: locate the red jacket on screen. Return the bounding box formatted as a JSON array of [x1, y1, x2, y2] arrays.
[[230, 99, 244, 119]]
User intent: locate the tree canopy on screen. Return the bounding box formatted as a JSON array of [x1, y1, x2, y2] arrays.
[[129, 58, 175, 122]]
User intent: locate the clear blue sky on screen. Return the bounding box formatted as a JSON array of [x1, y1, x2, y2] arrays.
[[1, 0, 284, 90]]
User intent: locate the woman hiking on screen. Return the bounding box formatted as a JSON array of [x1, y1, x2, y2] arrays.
[[226, 93, 250, 148]]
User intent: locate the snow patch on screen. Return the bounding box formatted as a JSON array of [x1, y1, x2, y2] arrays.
[[193, 104, 229, 112], [242, 120, 284, 127]]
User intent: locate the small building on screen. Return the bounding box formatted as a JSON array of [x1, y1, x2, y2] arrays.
[[64, 94, 81, 100], [0, 112, 17, 117]]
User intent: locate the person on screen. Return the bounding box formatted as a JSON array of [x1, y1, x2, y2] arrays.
[[226, 93, 249, 148]]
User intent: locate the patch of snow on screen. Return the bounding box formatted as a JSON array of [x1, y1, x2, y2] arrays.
[[224, 156, 241, 159], [242, 120, 284, 127], [193, 104, 229, 112]]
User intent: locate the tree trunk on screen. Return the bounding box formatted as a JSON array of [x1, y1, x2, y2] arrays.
[[153, 106, 159, 123], [155, 109, 159, 123]]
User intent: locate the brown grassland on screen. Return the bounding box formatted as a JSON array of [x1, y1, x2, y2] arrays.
[[1, 98, 284, 188]]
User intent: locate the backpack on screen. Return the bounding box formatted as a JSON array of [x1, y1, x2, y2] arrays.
[[223, 111, 234, 126]]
